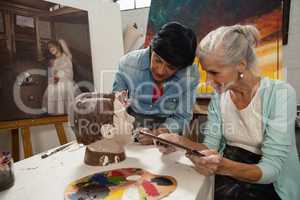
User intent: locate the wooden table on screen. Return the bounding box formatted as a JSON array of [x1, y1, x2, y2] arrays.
[[0, 142, 214, 200]]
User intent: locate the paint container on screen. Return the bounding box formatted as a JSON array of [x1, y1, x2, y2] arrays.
[[0, 152, 15, 192]]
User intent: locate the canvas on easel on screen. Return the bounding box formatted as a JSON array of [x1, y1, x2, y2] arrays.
[[0, 0, 94, 122]]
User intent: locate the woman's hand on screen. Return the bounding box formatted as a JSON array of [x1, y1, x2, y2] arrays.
[[186, 149, 222, 176]]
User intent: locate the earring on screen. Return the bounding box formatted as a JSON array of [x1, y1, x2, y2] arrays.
[[240, 73, 244, 79]]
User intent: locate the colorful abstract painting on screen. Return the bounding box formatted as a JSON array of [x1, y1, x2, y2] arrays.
[[64, 168, 177, 200], [145, 0, 283, 94]]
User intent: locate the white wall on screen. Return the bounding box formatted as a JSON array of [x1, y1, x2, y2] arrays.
[[121, 8, 149, 36], [284, 0, 300, 104]]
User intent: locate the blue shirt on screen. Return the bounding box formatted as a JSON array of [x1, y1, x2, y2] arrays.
[[203, 77, 300, 200], [113, 48, 200, 133]]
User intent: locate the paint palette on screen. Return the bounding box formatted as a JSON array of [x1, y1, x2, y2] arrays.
[[64, 168, 177, 200]]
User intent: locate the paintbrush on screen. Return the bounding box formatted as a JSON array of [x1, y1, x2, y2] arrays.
[[139, 130, 204, 156], [41, 142, 74, 159]]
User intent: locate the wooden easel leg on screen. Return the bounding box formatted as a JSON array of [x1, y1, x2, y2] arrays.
[[11, 129, 20, 162], [55, 123, 67, 145], [21, 127, 33, 158]]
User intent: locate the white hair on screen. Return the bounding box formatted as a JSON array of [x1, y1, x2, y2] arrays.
[[198, 25, 260, 71]]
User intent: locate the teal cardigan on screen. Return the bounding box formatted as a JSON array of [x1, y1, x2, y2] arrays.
[[203, 78, 300, 200]]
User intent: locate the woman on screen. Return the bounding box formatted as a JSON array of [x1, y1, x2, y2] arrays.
[[43, 39, 76, 115], [157, 25, 300, 200]]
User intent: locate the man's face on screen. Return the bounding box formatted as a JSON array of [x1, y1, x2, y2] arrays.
[[150, 51, 178, 83]]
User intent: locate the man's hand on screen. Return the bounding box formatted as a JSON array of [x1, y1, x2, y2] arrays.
[[155, 133, 185, 154]]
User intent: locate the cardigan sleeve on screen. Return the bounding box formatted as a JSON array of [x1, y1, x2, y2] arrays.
[[256, 83, 297, 184], [203, 93, 223, 150]]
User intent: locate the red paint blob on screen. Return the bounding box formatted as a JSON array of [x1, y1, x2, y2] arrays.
[[142, 180, 160, 197], [111, 171, 124, 177]]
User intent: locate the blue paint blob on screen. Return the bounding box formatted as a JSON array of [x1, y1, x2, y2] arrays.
[[151, 177, 173, 186], [91, 174, 109, 186]]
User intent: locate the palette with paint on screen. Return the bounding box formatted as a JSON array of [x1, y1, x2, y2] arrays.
[[64, 168, 177, 200]]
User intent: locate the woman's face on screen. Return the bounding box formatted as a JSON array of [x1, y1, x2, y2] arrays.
[[201, 55, 240, 93], [150, 51, 177, 84], [48, 43, 60, 56]]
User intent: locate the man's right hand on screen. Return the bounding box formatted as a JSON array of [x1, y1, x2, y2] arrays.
[[134, 128, 168, 145], [134, 128, 155, 145], [155, 133, 184, 154]]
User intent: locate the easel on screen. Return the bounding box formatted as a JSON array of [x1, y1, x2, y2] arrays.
[[0, 115, 68, 161]]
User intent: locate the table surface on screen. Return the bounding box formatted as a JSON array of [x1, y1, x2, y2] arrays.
[[0, 142, 213, 200]]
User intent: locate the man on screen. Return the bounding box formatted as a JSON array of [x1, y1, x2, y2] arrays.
[[113, 22, 199, 144]]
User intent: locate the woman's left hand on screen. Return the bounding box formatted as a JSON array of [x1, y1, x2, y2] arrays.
[[186, 149, 223, 176]]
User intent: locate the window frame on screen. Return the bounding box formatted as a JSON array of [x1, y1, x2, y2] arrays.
[[118, 0, 151, 11]]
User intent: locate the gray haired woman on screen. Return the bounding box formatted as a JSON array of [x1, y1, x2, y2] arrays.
[[157, 25, 300, 200]]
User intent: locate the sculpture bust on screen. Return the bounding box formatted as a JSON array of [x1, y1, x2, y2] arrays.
[[70, 92, 135, 166]]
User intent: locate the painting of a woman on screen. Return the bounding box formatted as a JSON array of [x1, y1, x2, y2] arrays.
[[42, 39, 77, 115]]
